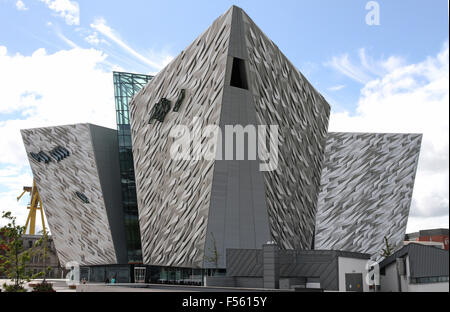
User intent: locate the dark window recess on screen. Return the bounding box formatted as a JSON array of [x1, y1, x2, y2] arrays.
[[50, 146, 70, 162], [173, 89, 186, 112], [38, 151, 51, 164], [75, 191, 90, 204], [31, 146, 69, 163], [50, 150, 61, 162], [230, 57, 248, 90], [30, 152, 41, 162]]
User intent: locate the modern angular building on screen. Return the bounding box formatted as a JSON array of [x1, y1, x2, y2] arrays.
[[21, 124, 127, 266], [19, 6, 423, 284], [129, 6, 330, 269]]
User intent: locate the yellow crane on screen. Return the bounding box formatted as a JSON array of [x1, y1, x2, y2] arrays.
[[17, 179, 46, 235]]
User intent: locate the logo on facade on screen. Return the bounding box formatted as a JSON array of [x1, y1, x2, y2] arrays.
[[149, 98, 171, 124]]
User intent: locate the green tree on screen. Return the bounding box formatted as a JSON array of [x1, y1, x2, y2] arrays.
[[0, 211, 41, 292], [204, 232, 220, 275], [380, 236, 394, 258], [34, 229, 52, 283]]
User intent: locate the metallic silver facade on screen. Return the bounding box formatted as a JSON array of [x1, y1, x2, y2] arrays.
[[242, 9, 330, 251], [130, 8, 231, 268], [21, 124, 127, 266], [130, 6, 330, 268], [314, 132, 422, 256]]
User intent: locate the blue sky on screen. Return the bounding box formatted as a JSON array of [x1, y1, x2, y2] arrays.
[[0, 0, 449, 233], [1, 0, 448, 109]]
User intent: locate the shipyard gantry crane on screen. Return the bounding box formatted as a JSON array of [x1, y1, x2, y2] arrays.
[[17, 179, 46, 235]]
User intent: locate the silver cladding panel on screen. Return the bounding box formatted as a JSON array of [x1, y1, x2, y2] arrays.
[[130, 8, 232, 268], [21, 124, 122, 266], [130, 6, 330, 268], [203, 8, 272, 269], [314, 132, 422, 256], [242, 9, 330, 250]]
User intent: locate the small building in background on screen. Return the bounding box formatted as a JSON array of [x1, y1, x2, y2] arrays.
[[405, 228, 449, 251], [403, 240, 444, 249], [379, 243, 449, 292], [206, 243, 371, 292], [20, 234, 65, 279]]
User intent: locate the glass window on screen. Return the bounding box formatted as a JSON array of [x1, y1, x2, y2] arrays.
[[113, 71, 153, 263]]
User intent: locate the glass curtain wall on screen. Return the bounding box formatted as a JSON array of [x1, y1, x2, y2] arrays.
[[113, 71, 153, 263]]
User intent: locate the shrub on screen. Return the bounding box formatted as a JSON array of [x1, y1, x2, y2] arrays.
[[3, 283, 27, 292], [32, 282, 55, 292]]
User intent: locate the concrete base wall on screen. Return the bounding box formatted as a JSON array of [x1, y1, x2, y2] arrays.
[[279, 278, 306, 290], [380, 262, 400, 292], [205, 276, 263, 289], [236, 277, 263, 288], [338, 256, 369, 292], [205, 276, 236, 288], [407, 282, 449, 292], [77, 284, 152, 292]]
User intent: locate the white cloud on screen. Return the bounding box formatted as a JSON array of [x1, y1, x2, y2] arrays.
[[40, 0, 80, 26], [0, 168, 34, 228], [55, 28, 79, 48], [327, 48, 406, 84], [85, 31, 100, 45], [327, 54, 373, 84], [328, 85, 346, 92], [407, 216, 449, 233], [84, 31, 109, 46], [0, 45, 116, 226], [90, 18, 173, 71], [0, 188, 49, 234], [16, 0, 28, 11], [329, 42, 449, 233]]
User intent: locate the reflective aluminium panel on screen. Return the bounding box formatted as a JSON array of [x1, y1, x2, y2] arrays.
[[315, 132, 422, 257], [21, 123, 127, 266], [130, 6, 330, 268]]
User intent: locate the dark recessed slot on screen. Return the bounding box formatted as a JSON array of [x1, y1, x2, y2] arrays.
[[38, 151, 51, 164], [75, 191, 90, 204], [230, 57, 248, 90], [30, 152, 41, 162]]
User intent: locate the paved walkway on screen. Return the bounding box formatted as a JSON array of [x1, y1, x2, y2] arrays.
[[1, 279, 287, 292], [0, 279, 76, 292], [77, 283, 285, 292]]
